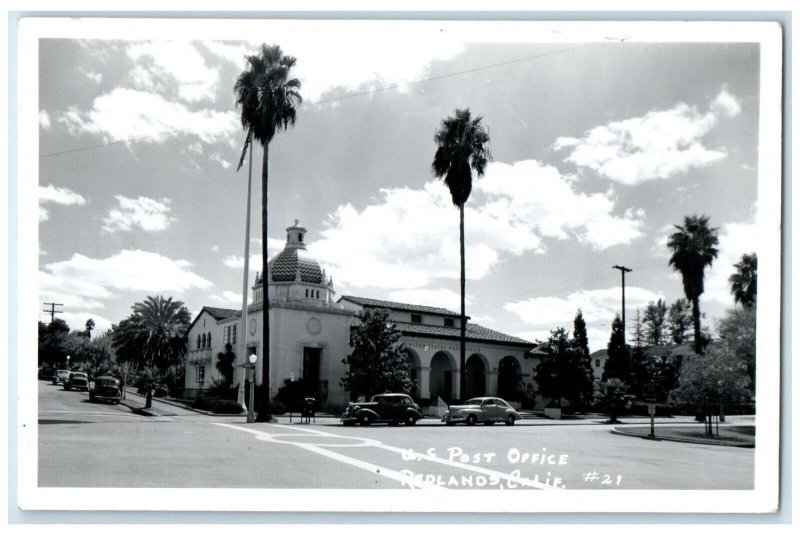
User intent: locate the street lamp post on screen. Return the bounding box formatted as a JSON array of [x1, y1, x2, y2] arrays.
[[247, 353, 257, 423], [66, 355, 70, 370]]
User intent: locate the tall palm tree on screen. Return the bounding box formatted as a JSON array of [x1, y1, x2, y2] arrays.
[[729, 253, 757, 308], [667, 215, 719, 355], [234, 44, 302, 416], [431, 108, 491, 400], [131, 295, 191, 370]]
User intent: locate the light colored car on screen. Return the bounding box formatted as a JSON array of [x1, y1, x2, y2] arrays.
[[442, 397, 521, 426], [52, 369, 71, 385]]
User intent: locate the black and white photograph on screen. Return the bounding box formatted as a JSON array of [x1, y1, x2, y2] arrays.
[[14, 16, 783, 514]]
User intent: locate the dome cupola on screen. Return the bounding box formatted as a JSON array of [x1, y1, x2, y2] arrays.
[[267, 220, 323, 284]]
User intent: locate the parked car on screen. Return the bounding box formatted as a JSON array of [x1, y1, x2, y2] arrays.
[[64, 371, 90, 391], [89, 376, 122, 404], [38, 366, 55, 381], [341, 393, 423, 426], [443, 397, 521, 426], [52, 369, 71, 385]]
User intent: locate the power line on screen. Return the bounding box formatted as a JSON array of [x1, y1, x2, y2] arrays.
[[39, 43, 597, 159]]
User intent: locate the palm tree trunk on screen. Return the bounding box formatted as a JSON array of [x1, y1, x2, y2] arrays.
[[459, 203, 466, 401], [692, 295, 702, 355], [261, 142, 270, 417]]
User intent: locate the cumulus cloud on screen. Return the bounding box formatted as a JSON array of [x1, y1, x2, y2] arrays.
[[57, 88, 238, 145], [222, 238, 283, 272], [82, 69, 103, 83], [39, 110, 51, 130], [309, 160, 645, 291], [102, 195, 175, 233], [202, 28, 465, 102], [209, 291, 243, 305], [39, 185, 87, 223], [126, 41, 219, 103], [476, 160, 646, 250], [554, 88, 741, 185], [39, 250, 213, 310]]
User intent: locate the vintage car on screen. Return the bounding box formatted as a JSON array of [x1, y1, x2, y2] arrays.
[[64, 371, 90, 391], [341, 393, 423, 426], [52, 369, 71, 385], [89, 376, 122, 404], [442, 397, 521, 426]]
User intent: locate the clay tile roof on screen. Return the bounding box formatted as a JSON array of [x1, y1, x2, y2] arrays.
[[338, 295, 461, 317]]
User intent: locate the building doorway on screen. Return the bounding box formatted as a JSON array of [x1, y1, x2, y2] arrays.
[[303, 347, 321, 398]]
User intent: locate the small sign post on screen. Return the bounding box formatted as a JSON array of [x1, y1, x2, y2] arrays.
[[648, 402, 656, 437]]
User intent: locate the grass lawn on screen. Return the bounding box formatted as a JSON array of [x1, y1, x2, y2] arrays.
[[617, 424, 755, 447]]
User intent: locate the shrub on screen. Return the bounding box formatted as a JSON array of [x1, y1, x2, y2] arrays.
[[191, 397, 244, 414]]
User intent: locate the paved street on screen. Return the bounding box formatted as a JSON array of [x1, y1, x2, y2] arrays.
[[38, 381, 754, 490]]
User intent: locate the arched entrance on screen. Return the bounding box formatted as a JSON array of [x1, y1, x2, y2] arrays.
[[429, 351, 455, 402], [498, 355, 522, 401], [464, 354, 487, 399]]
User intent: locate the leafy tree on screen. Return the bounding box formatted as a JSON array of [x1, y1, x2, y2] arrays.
[[38, 319, 71, 367], [600, 378, 629, 423], [340, 308, 416, 399], [216, 343, 236, 385], [729, 253, 757, 309], [667, 215, 720, 354], [571, 310, 596, 408], [642, 299, 668, 346], [667, 298, 692, 344], [431, 108, 491, 401], [602, 314, 631, 384], [534, 327, 590, 410], [234, 44, 302, 418], [672, 342, 751, 436], [84, 318, 96, 339], [716, 306, 756, 389]]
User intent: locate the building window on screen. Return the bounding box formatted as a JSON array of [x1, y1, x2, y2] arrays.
[[444, 318, 455, 327], [224, 326, 229, 345], [201, 333, 206, 348], [197, 334, 201, 349], [232, 325, 237, 345], [316, 290, 319, 298], [196, 366, 205, 384], [595, 359, 600, 368], [411, 314, 422, 324], [207, 332, 211, 346], [305, 289, 309, 298]]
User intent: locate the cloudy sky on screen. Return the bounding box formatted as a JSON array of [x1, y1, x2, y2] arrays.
[[36, 21, 762, 353]]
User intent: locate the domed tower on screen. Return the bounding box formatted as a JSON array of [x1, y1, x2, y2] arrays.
[[252, 220, 335, 307]]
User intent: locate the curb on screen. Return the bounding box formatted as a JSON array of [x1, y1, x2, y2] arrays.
[[610, 427, 755, 448]]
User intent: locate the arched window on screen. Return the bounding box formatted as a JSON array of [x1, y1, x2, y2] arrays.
[[197, 334, 201, 349], [202, 333, 207, 348], [207, 332, 212, 346]]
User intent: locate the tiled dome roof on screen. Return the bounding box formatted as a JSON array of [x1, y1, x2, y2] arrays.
[[268, 248, 323, 283]]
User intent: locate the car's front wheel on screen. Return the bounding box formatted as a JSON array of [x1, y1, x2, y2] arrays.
[[505, 414, 517, 426], [466, 414, 477, 426], [405, 414, 417, 426], [358, 413, 373, 426]]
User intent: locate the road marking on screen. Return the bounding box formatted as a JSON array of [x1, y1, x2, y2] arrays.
[[215, 422, 549, 490], [213, 422, 443, 490]]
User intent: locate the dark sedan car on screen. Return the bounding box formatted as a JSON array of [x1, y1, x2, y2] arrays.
[[341, 393, 423, 426], [64, 371, 90, 391], [89, 376, 122, 404]]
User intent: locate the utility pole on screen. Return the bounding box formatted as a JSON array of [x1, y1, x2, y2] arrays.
[[42, 302, 63, 324], [612, 265, 632, 345]]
